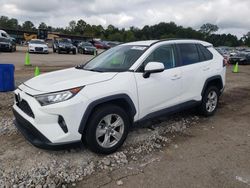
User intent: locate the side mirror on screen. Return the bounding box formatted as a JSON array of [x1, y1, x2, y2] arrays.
[[143, 62, 164, 78]]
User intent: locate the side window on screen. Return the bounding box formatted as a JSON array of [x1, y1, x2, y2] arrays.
[[178, 43, 200, 66], [198, 44, 213, 61], [142, 45, 176, 70]]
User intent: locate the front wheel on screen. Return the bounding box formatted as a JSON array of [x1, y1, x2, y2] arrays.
[[199, 86, 219, 116], [84, 105, 130, 154]]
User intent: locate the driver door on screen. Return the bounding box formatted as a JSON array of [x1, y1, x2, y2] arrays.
[[134, 44, 182, 119]]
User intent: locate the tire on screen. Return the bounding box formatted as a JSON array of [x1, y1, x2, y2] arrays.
[[73, 49, 76, 55], [199, 86, 219, 117], [84, 105, 130, 154], [53, 48, 56, 53], [58, 49, 61, 54]]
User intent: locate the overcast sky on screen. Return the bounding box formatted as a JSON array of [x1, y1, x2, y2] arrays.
[[1, 0, 250, 37]]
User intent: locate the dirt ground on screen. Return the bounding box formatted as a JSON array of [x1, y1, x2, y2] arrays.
[[0, 47, 250, 187]]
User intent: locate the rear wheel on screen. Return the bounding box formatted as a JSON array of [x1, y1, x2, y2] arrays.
[[199, 86, 219, 116], [84, 105, 130, 154], [73, 49, 76, 54]]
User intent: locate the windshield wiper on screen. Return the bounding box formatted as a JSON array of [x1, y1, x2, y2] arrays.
[[75, 65, 103, 72], [88, 69, 104, 72], [75, 64, 85, 69]]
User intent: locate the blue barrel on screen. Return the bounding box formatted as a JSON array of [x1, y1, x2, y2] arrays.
[[0, 64, 15, 92]]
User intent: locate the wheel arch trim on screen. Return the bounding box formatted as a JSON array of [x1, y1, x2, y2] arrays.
[[201, 75, 223, 96], [78, 94, 136, 134]]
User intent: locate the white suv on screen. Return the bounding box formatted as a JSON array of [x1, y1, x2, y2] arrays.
[[13, 39, 226, 154]]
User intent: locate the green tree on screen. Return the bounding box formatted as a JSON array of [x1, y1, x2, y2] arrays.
[[0, 16, 20, 29], [22, 21, 36, 31], [243, 32, 250, 46], [38, 22, 47, 29], [199, 23, 219, 38], [68, 20, 76, 33], [75, 19, 87, 35], [0, 16, 9, 28]]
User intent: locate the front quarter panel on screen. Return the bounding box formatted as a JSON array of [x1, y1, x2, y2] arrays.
[[81, 72, 139, 120]]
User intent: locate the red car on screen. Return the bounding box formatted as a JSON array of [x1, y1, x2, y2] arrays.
[[93, 41, 110, 49]]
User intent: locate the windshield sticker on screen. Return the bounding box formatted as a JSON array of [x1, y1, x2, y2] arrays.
[[131, 46, 147, 50]]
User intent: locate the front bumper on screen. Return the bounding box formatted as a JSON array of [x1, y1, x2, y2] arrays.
[[59, 47, 75, 51], [29, 48, 48, 53], [0, 45, 11, 51], [84, 49, 95, 54], [13, 86, 88, 150], [13, 109, 81, 150]]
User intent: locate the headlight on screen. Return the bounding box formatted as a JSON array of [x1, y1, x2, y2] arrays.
[[84, 48, 88, 50], [35, 87, 83, 106], [59, 45, 63, 48]]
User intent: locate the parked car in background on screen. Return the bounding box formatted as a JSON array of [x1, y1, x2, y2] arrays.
[[229, 53, 250, 65], [0, 37, 16, 52], [72, 40, 83, 47], [28, 39, 49, 54], [92, 40, 110, 49], [53, 38, 76, 54], [104, 41, 121, 48], [13, 39, 226, 154], [78, 42, 97, 55]]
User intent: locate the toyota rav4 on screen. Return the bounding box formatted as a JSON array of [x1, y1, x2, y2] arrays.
[[13, 39, 226, 154]]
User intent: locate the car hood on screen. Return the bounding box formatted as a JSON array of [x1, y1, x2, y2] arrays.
[[83, 46, 96, 49], [29, 43, 48, 48], [24, 68, 118, 94], [59, 42, 72, 46]]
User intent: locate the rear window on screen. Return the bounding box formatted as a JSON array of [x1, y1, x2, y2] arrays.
[[178, 43, 200, 65], [197, 44, 213, 61]]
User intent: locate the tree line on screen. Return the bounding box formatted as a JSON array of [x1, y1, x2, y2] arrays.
[[0, 15, 250, 47]]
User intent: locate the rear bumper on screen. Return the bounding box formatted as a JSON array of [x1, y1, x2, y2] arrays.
[[13, 109, 82, 150]]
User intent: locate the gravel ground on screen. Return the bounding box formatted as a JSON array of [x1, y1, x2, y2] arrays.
[[0, 103, 201, 187], [1, 48, 250, 187]]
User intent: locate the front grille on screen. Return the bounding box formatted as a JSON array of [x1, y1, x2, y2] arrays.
[[15, 94, 35, 118], [0, 44, 8, 48], [35, 47, 43, 52]]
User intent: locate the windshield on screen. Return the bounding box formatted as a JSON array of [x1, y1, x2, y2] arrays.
[[83, 42, 93, 46], [82, 45, 148, 72], [236, 53, 246, 57], [30, 40, 45, 44], [58, 39, 71, 43]]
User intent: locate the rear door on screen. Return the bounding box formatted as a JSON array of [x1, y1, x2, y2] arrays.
[[176, 43, 213, 102]]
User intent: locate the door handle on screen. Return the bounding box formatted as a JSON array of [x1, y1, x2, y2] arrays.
[[171, 74, 181, 80], [203, 67, 210, 71]]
